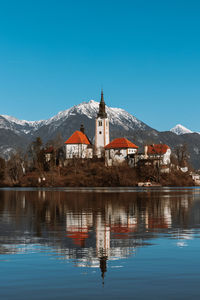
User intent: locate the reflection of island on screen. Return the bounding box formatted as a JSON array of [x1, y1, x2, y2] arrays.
[[0, 188, 198, 280]]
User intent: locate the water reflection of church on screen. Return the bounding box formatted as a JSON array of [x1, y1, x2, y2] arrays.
[[64, 192, 190, 280], [0, 189, 197, 282]]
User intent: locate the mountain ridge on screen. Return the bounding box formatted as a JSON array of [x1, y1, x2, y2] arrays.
[[0, 100, 151, 133]]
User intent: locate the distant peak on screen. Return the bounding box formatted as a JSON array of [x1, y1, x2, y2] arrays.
[[170, 124, 193, 135]]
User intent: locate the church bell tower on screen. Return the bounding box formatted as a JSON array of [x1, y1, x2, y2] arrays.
[[95, 90, 110, 157]]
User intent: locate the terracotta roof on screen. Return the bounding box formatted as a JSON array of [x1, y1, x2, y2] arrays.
[[66, 231, 89, 247], [65, 131, 90, 145], [111, 225, 137, 233], [105, 138, 138, 149], [44, 146, 54, 153], [147, 144, 170, 155], [148, 218, 169, 229]]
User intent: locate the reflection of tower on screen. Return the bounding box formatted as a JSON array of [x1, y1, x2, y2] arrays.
[[95, 90, 110, 157], [96, 213, 110, 256], [99, 255, 107, 285], [96, 212, 110, 283]]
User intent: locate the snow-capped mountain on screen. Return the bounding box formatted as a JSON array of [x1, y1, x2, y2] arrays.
[[170, 124, 195, 135], [43, 100, 151, 133], [0, 115, 44, 135], [0, 100, 153, 159], [0, 100, 151, 136]]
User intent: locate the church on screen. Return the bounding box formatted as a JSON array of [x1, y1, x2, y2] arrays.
[[64, 90, 111, 159], [64, 90, 139, 162], [64, 124, 93, 159]]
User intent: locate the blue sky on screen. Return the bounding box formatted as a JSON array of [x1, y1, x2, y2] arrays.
[[0, 0, 200, 131]]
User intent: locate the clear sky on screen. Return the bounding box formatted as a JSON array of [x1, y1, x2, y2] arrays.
[[0, 0, 200, 131]]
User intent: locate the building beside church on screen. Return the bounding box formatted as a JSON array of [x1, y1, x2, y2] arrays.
[[64, 125, 93, 159], [104, 137, 138, 166], [95, 90, 110, 158], [135, 144, 172, 173], [144, 144, 171, 165]]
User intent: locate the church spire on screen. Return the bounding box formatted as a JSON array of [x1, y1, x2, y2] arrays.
[[97, 89, 107, 118], [101, 89, 104, 102]]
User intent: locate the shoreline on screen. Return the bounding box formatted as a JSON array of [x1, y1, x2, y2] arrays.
[[0, 161, 195, 188], [0, 182, 196, 189], [0, 186, 199, 192]]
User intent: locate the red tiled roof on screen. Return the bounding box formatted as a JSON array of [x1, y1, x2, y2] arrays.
[[147, 144, 170, 155], [66, 231, 89, 247], [111, 225, 137, 233], [65, 131, 90, 145], [105, 138, 138, 149], [148, 218, 169, 229], [44, 146, 54, 153]]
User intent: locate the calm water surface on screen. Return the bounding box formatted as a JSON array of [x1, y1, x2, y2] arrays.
[[0, 187, 200, 299]]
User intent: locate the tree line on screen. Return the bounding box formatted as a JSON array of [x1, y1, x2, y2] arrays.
[[0, 135, 193, 187], [0, 134, 64, 185]]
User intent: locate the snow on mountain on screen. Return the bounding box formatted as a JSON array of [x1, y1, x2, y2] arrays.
[[0, 100, 148, 134], [44, 100, 148, 131], [1, 115, 42, 127], [170, 124, 193, 135], [0, 115, 44, 134], [3, 101, 200, 138]]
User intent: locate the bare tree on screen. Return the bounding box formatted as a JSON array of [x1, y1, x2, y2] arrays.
[[28, 137, 45, 171], [7, 150, 24, 184], [0, 157, 6, 183], [175, 144, 189, 167], [45, 133, 64, 168]]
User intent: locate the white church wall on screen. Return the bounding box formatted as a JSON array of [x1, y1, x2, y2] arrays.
[[66, 144, 91, 159], [105, 148, 137, 166], [163, 148, 171, 165]]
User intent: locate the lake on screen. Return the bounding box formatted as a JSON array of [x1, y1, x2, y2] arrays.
[[0, 187, 200, 299]]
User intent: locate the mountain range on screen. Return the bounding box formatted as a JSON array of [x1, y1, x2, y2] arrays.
[[1, 100, 200, 169]]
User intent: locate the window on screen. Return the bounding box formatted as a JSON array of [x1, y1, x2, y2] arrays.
[[98, 121, 102, 126]]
